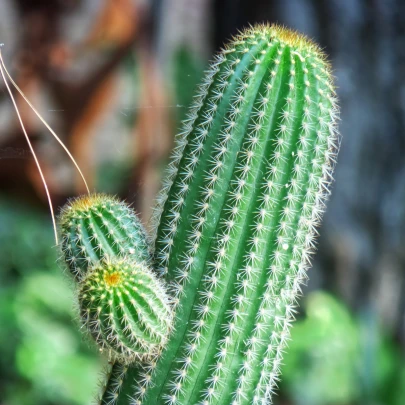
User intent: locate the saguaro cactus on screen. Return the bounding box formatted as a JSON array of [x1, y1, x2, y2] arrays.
[[60, 24, 339, 405]]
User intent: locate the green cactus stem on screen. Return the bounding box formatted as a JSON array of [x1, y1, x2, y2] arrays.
[[98, 23, 339, 405], [59, 194, 151, 281], [79, 258, 172, 363]]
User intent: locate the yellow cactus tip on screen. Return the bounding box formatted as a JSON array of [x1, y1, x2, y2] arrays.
[[271, 25, 320, 50], [103, 271, 122, 287], [67, 193, 118, 212], [241, 23, 328, 62]]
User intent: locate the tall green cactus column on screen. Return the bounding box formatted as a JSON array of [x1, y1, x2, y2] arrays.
[[100, 24, 339, 405]]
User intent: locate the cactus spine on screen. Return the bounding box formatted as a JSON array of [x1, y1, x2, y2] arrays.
[[95, 24, 339, 405]]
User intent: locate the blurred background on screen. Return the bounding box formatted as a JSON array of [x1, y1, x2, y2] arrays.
[[0, 0, 404, 404]]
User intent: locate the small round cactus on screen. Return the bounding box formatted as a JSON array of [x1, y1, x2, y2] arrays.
[[78, 258, 173, 363], [59, 194, 151, 281]]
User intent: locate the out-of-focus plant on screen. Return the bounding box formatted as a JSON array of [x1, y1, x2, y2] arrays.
[[283, 292, 361, 404], [282, 291, 405, 405], [0, 199, 101, 405]]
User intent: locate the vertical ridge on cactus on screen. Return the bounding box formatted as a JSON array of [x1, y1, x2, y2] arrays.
[[97, 23, 339, 405], [59, 194, 151, 281]]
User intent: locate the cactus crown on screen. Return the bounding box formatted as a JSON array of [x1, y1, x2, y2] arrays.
[[56, 23, 339, 405]]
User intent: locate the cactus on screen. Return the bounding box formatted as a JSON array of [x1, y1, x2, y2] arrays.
[[59, 194, 151, 281], [93, 24, 339, 405], [58, 194, 173, 366], [54, 24, 339, 405], [78, 258, 172, 363]]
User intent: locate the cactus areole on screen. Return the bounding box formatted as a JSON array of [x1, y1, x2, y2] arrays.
[[58, 24, 339, 405]]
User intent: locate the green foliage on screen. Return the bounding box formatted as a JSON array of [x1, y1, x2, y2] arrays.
[[96, 160, 134, 195], [15, 272, 101, 405], [173, 47, 205, 124], [282, 292, 361, 404], [0, 198, 101, 405], [282, 292, 405, 405]]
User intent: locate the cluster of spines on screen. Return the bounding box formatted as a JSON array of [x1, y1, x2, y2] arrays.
[[99, 24, 339, 405], [59, 194, 151, 281], [79, 259, 172, 363]]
